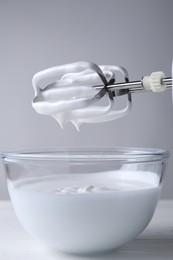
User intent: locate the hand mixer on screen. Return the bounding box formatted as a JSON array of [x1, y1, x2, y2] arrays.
[[32, 62, 172, 130]]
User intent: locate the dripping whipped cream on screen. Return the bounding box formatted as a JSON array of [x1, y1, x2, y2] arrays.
[[32, 61, 131, 130]]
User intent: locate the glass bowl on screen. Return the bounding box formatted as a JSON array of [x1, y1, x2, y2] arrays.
[[1, 147, 170, 255]]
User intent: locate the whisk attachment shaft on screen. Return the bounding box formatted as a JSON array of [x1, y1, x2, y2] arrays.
[[94, 75, 172, 95]]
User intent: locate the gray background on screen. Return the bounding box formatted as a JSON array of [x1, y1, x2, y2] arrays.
[[0, 0, 173, 199]]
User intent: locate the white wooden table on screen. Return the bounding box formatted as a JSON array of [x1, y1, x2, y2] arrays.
[[0, 200, 173, 260]]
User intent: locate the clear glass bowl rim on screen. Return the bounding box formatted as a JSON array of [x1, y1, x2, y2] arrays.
[[0, 147, 170, 163]]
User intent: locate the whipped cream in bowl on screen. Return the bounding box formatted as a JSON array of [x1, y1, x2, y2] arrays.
[[1, 147, 169, 255]]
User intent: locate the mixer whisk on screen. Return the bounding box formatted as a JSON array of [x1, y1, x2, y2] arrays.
[[32, 61, 172, 130]]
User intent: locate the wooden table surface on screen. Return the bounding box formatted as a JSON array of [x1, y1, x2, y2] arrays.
[[0, 200, 173, 260]]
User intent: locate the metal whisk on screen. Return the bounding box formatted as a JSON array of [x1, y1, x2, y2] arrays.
[[32, 61, 172, 129]]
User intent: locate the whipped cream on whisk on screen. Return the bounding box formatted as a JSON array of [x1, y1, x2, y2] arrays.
[[32, 62, 131, 130]]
